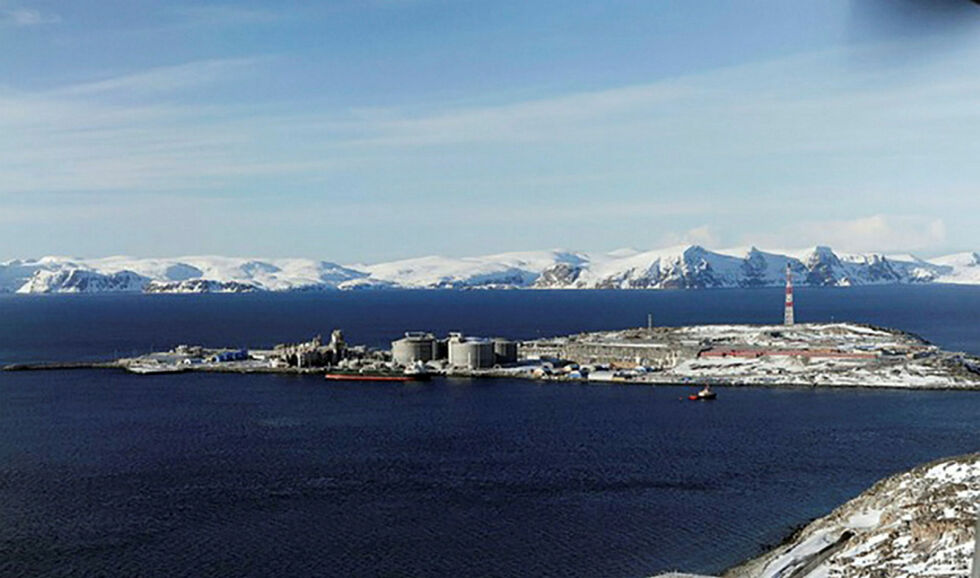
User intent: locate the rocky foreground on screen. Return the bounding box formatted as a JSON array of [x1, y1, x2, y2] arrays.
[[725, 452, 979, 578]]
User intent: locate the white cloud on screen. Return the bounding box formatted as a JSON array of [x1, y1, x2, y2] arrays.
[[171, 5, 287, 26], [2, 39, 979, 198], [0, 6, 59, 26], [0, 38, 977, 262], [57, 58, 263, 97], [756, 214, 948, 254], [659, 226, 720, 249]]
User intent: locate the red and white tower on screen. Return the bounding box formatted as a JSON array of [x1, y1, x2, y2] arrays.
[[784, 263, 795, 326]]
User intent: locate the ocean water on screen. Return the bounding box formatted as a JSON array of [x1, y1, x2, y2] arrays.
[[0, 285, 978, 577]]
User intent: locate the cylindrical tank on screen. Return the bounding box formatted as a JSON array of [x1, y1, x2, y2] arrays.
[[448, 337, 494, 369], [492, 339, 518, 365], [391, 332, 435, 365]]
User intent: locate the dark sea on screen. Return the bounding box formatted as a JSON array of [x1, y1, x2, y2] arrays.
[[1, 285, 978, 577]]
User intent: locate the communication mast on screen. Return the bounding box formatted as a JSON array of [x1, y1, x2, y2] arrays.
[[784, 263, 795, 326]]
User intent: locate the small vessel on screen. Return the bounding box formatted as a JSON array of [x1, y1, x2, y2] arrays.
[[688, 384, 717, 401]]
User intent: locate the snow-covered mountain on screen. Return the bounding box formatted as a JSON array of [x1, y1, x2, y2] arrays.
[[0, 246, 976, 293], [929, 251, 980, 285], [1, 256, 366, 294]]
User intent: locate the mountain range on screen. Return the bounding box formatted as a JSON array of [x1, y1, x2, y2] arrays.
[[1, 246, 978, 293]]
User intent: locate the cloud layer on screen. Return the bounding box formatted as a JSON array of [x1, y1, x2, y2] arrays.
[[0, 7, 977, 260]]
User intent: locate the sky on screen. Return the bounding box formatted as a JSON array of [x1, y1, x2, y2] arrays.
[[1, 0, 979, 263]]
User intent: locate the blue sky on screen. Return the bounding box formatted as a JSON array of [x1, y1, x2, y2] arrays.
[[1, 0, 979, 262]]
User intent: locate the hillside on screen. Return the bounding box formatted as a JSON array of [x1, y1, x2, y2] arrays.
[[725, 452, 979, 578]]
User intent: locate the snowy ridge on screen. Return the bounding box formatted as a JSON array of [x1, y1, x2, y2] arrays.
[[0, 246, 976, 293], [1, 256, 366, 294]]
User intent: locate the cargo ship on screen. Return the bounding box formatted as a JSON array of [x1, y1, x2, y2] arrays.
[[324, 363, 431, 382], [324, 373, 423, 382]]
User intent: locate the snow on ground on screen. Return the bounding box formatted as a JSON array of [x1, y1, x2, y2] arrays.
[[358, 249, 585, 288], [650, 323, 904, 350], [523, 323, 980, 389], [932, 253, 980, 285]]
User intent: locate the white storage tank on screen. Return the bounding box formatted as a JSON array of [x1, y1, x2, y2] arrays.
[[448, 334, 494, 369], [391, 332, 436, 365]]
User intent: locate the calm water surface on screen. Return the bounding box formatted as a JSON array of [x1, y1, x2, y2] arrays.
[[0, 286, 978, 576]]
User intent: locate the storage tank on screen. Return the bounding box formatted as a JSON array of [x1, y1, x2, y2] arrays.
[[448, 335, 494, 369], [492, 338, 518, 365], [391, 332, 435, 365]]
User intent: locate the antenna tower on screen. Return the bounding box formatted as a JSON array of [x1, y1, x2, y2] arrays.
[[784, 263, 795, 326]]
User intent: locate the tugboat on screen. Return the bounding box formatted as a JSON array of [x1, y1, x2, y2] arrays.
[[688, 384, 717, 401]]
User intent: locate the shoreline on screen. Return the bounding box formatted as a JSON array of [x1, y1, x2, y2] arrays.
[[5, 360, 980, 392]]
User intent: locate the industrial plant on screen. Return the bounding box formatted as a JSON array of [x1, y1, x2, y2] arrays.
[[392, 332, 518, 370], [7, 277, 979, 390]]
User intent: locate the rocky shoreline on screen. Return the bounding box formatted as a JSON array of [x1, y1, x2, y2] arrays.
[[724, 452, 979, 578]]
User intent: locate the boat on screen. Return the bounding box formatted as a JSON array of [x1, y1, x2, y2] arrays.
[[324, 365, 431, 382], [324, 373, 419, 382], [688, 384, 717, 400]]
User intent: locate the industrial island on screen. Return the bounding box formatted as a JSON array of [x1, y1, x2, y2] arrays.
[[5, 322, 979, 390], [5, 270, 980, 389]]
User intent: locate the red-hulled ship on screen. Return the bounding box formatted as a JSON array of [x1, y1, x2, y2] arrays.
[[324, 373, 421, 382], [324, 364, 431, 382]]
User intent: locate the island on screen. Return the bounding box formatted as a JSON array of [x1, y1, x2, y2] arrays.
[[5, 322, 980, 390]]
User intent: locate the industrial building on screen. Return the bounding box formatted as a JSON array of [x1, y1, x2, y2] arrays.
[[274, 330, 347, 368], [209, 348, 249, 363], [519, 328, 692, 369], [492, 338, 518, 365]]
